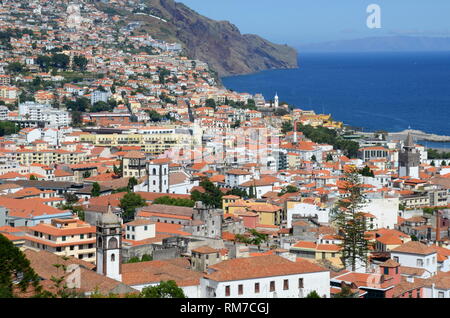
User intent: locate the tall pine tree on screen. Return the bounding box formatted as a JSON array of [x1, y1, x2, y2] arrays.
[[331, 168, 369, 271]]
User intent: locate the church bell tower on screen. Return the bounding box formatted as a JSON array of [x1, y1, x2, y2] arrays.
[[96, 205, 122, 282]]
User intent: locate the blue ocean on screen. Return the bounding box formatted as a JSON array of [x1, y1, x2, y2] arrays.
[[222, 52, 450, 140]]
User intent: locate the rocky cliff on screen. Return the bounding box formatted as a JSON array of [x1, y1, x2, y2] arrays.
[[98, 0, 298, 77]]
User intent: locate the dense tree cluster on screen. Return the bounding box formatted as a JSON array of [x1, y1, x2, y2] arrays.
[[119, 192, 147, 222], [427, 148, 450, 160], [153, 196, 195, 207], [296, 123, 360, 158], [0, 121, 18, 136]]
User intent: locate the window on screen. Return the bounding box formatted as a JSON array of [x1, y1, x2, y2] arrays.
[[80, 234, 84, 239], [298, 278, 304, 288], [225, 285, 230, 297], [417, 259, 423, 267], [283, 279, 289, 290], [270, 281, 275, 292], [238, 284, 243, 295], [384, 267, 389, 275], [56, 247, 62, 252], [417, 289, 421, 298], [144, 226, 148, 231], [108, 237, 118, 249], [438, 292, 444, 298], [111, 253, 115, 262], [62, 236, 66, 241], [255, 283, 260, 294], [394, 256, 399, 263]]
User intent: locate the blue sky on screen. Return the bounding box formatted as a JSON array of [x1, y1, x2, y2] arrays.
[[176, 0, 450, 47]]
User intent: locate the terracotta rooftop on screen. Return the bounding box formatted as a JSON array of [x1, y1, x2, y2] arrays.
[[391, 241, 437, 256]]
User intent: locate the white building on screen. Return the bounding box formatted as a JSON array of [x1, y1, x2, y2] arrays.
[[200, 255, 330, 298], [225, 169, 252, 188], [18, 101, 70, 128], [124, 219, 155, 241], [361, 193, 399, 230], [390, 241, 438, 278], [286, 202, 330, 227]]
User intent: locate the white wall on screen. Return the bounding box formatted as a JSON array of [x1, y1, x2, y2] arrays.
[[287, 202, 330, 227], [391, 252, 438, 278], [200, 271, 330, 298], [361, 196, 399, 230]]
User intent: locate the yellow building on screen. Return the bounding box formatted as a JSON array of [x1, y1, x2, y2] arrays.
[[79, 127, 192, 156], [290, 241, 343, 268], [12, 149, 87, 166], [224, 197, 283, 226], [122, 150, 146, 178], [24, 218, 97, 264]]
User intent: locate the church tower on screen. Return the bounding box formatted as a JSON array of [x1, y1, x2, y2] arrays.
[[96, 206, 122, 281], [398, 133, 420, 179], [147, 158, 169, 193], [274, 92, 279, 108]]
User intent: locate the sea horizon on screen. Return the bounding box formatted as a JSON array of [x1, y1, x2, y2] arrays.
[[222, 51, 450, 146]]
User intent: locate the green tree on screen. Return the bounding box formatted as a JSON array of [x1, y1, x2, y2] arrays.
[[6, 62, 24, 74], [113, 163, 123, 178], [326, 154, 333, 162], [72, 55, 88, 71], [0, 121, 17, 136], [128, 177, 138, 192], [190, 178, 223, 208], [281, 121, 293, 134], [91, 182, 101, 197], [333, 285, 358, 298], [141, 254, 152, 262], [153, 196, 195, 207], [91, 101, 112, 112], [36, 55, 52, 71], [119, 192, 147, 221], [442, 161, 447, 166], [205, 99, 216, 109], [29, 175, 38, 181], [226, 187, 248, 198], [51, 53, 70, 70], [0, 234, 42, 297], [248, 185, 256, 199], [82, 171, 91, 179], [305, 291, 321, 298], [71, 111, 83, 126], [331, 168, 369, 271], [278, 185, 299, 197], [311, 155, 317, 162], [359, 166, 375, 177], [64, 193, 79, 205], [140, 280, 185, 298], [274, 108, 289, 116]]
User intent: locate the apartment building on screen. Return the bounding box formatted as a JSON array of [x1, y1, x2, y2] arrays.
[[24, 218, 97, 263]]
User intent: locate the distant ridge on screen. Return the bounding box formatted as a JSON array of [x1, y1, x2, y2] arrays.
[[299, 36, 450, 52], [96, 0, 298, 76]]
